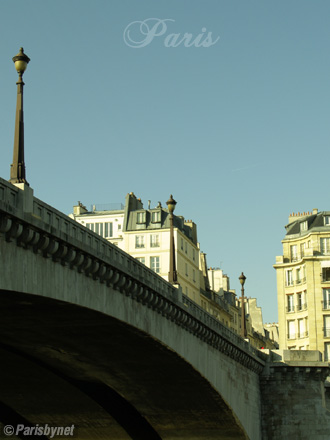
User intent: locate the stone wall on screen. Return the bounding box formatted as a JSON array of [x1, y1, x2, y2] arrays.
[[261, 350, 330, 439]]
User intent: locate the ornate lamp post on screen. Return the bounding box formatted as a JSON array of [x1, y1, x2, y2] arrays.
[[167, 195, 178, 284], [239, 272, 247, 338], [10, 47, 30, 185]]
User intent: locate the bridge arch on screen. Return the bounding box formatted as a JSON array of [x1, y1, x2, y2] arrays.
[[0, 183, 264, 438], [0, 290, 247, 439]]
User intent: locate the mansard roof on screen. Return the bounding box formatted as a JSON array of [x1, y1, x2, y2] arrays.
[[285, 211, 330, 238], [125, 207, 196, 244]]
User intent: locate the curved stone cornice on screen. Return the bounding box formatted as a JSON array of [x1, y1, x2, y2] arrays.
[[0, 209, 264, 374]]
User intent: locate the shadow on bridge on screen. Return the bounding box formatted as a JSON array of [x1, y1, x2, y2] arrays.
[[0, 289, 246, 439]]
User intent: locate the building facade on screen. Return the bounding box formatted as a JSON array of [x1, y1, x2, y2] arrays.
[[207, 267, 277, 348], [70, 193, 277, 346], [71, 193, 203, 304], [274, 209, 330, 359]]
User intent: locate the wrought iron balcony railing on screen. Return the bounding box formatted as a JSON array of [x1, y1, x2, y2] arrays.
[[322, 301, 330, 310], [296, 303, 308, 311]]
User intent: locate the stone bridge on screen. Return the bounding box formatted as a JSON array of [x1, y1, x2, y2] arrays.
[[0, 177, 330, 440]]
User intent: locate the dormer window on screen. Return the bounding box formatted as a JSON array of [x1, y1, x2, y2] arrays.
[[137, 211, 146, 224], [151, 211, 161, 223], [300, 221, 308, 232], [325, 216, 330, 226]]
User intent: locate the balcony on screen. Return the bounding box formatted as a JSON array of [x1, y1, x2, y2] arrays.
[[323, 327, 330, 337], [284, 248, 314, 262], [322, 268, 330, 283], [290, 255, 300, 262], [322, 301, 330, 310], [296, 303, 307, 311], [295, 277, 306, 285]]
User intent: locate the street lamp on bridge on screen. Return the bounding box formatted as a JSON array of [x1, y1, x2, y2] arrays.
[[166, 195, 178, 285], [239, 272, 247, 339], [10, 47, 30, 185]]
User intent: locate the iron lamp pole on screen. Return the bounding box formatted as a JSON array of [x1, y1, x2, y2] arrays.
[[167, 195, 178, 284], [239, 272, 247, 339], [10, 47, 30, 185]]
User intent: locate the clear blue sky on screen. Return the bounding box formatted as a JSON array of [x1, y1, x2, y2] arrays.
[[1, 1, 330, 323]]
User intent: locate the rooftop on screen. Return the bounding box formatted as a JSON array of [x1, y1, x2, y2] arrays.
[[284, 209, 330, 238]]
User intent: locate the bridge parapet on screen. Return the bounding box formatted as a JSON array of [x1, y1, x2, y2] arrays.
[[0, 177, 265, 374]]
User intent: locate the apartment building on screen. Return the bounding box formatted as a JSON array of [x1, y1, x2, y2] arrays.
[[274, 209, 330, 359], [70, 193, 202, 304]]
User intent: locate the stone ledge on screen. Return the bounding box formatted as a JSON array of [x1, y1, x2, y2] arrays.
[[262, 349, 323, 363], [261, 362, 330, 381]]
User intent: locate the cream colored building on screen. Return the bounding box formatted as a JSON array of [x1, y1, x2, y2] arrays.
[[274, 209, 330, 360], [70, 193, 205, 305], [207, 267, 240, 333], [206, 268, 278, 348]]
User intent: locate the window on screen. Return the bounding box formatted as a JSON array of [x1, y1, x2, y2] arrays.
[[325, 342, 330, 361], [325, 216, 330, 226], [193, 249, 195, 261], [185, 263, 188, 277], [287, 295, 294, 313], [151, 211, 161, 223], [301, 242, 306, 257], [290, 245, 298, 261], [300, 221, 308, 232], [323, 289, 330, 309], [94, 223, 103, 236], [150, 256, 160, 273], [86, 222, 112, 238], [185, 241, 187, 254], [105, 222, 113, 237], [297, 292, 302, 311], [298, 318, 306, 338], [297, 291, 307, 311], [86, 223, 94, 232], [296, 268, 301, 284], [321, 238, 330, 255], [193, 269, 196, 282], [181, 238, 183, 250], [324, 316, 330, 337], [286, 270, 293, 286], [137, 212, 146, 224], [135, 235, 145, 248], [322, 267, 330, 282], [150, 234, 160, 248], [136, 257, 145, 265], [288, 320, 296, 339]]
